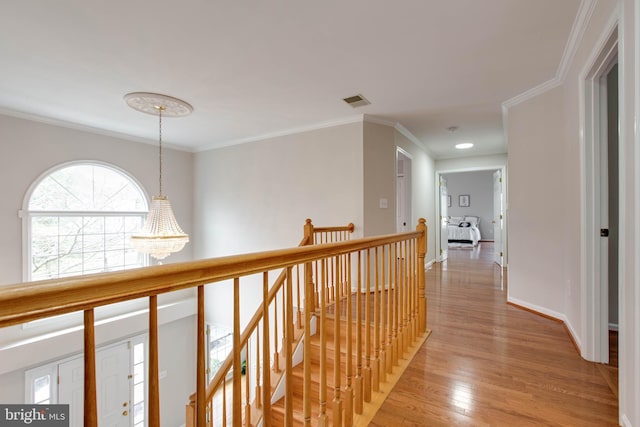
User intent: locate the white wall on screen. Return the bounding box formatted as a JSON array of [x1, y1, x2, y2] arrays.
[[507, 86, 569, 319], [194, 122, 364, 330], [507, 0, 640, 424], [443, 170, 495, 240]]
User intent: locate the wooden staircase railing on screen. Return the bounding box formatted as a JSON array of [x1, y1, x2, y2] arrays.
[[0, 218, 427, 427], [186, 220, 356, 426], [187, 219, 427, 426]]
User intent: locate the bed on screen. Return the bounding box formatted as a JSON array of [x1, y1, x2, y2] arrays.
[[447, 216, 481, 247]]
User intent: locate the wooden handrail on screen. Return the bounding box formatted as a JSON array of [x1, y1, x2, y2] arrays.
[[1, 219, 428, 427], [1, 231, 431, 328]]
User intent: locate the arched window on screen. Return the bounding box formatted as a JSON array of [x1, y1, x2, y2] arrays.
[[25, 162, 149, 281]]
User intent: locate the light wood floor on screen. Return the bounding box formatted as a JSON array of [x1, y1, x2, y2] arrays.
[[369, 242, 619, 426]]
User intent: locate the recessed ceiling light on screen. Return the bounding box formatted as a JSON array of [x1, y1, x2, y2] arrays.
[[455, 143, 474, 150]]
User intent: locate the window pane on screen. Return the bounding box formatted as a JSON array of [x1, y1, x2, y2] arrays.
[[58, 216, 83, 236], [58, 253, 83, 276], [125, 216, 144, 232], [134, 383, 144, 404], [134, 401, 144, 424], [31, 235, 58, 257], [31, 255, 58, 280], [105, 234, 125, 251], [134, 343, 144, 364], [105, 217, 124, 233], [29, 164, 146, 212], [104, 250, 124, 270], [134, 363, 144, 385], [33, 375, 50, 404], [32, 216, 58, 236], [83, 254, 105, 272]]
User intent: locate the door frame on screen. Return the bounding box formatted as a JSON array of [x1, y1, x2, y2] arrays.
[[434, 165, 508, 265], [396, 147, 413, 233], [579, 20, 618, 363], [438, 175, 449, 262]]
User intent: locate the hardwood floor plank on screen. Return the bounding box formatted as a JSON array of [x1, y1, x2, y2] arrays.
[[369, 243, 619, 426]]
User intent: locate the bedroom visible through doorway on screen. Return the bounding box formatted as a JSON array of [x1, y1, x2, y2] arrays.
[[440, 170, 501, 258]]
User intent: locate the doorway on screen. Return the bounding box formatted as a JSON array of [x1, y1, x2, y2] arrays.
[[26, 337, 145, 427], [59, 342, 131, 427], [396, 149, 412, 232], [436, 168, 506, 266], [439, 175, 449, 262], [581, 25, 619, 364]]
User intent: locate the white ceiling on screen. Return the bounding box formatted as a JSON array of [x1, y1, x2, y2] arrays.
[[0, 0, 581, 158]]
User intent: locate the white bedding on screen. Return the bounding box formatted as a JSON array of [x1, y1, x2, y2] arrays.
[[447, 225, 481, 246]]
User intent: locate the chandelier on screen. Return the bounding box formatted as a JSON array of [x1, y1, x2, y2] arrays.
[[125, 92, 191, 260]]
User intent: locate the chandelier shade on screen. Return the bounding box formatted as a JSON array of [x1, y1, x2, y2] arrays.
[[125, 92, 192, 261], [130, 196, 189, 260]]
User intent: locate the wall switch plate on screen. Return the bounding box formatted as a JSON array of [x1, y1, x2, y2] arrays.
[[379, 198, 388, 209], [159, 370, 167, 379]]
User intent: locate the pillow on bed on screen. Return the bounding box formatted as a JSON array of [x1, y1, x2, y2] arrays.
[[459, 221, 471, 227], [449, 216, 464, 226], [464, 216, 479, 227]]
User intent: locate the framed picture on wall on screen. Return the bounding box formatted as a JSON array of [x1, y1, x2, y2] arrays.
[[459, 194, 470, 207], [447, 195, 451, 207]]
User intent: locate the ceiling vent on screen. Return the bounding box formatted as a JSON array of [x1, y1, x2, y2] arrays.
[[343, 94, 370, 108]]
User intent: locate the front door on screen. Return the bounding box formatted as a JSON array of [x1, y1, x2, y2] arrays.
[[58, 342, 131, 427]]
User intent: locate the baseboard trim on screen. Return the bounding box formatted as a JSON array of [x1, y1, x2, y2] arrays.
[[620, 414, 632, 427], [507, 297, 582, 356], [425, 259, 435, 270]]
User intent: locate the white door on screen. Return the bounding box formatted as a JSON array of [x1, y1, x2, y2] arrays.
[[439, 175, 448, 261], [396, 150, 412, 233], [396, 175, 408, 232], [59, 342, 131, 427], [493, 170, 503, 266], [58, 357, 84, 426]]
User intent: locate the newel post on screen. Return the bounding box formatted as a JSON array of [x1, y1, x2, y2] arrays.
[[304, 218, 315, 310], [416, 218, 427, 333], [304, 218, 314, 245]]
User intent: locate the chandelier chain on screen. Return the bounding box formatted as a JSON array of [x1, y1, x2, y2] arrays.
[[158, 106, 164, 196]]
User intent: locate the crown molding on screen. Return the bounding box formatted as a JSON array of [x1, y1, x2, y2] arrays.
[[394, 123, 432, 155], [362, 113, 395, 127], [0, 107, 193, 152], [502, 77, 563, 109], [557, 0, 598, 82], [200, 113, 431, 157], [502, 0, 597, 111], [195, 114, 364, 152], [363, 114, 431, 154]]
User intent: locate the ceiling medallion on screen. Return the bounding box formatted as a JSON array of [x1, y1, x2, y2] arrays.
[[124, 92, 193, 117]]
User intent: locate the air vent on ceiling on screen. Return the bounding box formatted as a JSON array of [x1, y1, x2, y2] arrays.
[[343, 94, 370, 108]]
